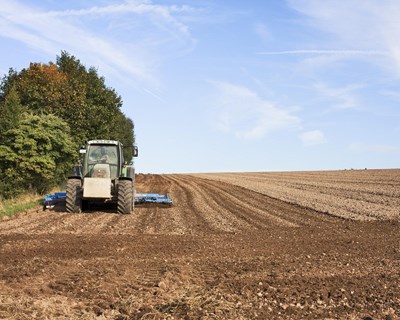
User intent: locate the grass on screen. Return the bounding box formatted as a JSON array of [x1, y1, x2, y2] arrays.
[[0, 194, 42, 218]]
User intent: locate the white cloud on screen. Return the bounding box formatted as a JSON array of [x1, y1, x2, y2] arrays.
[[349, 143, 400, 154], [300, 130, 327, 146], [313, 83, 361, 109], [211, 81, 300, 140], [42, 2, 195, 38], [287, 0, 400, 76], [257, 50, 387, 56], [380, 90, 400, 101], [257, 49, 388, 73], [0, 1, 196, 91]]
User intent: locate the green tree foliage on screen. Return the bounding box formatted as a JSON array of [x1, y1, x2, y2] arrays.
[[0, 68, 18, 101], [0, 85, 25, 143], [16, 62, 68, 114], [0, 51, 135, 199], [0, 52, 134, 149], [55, 51, 132, 147], [114, 113, 135, 162], [0, 114, 76, 197]]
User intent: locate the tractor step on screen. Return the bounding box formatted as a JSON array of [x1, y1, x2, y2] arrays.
[[134, 193, 173, 205]]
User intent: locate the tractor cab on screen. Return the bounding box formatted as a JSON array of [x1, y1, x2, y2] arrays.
[[66, 139, 137, 214], [85, 143, 120, 179]]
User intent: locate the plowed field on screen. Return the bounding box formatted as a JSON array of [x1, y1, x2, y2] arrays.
[[1, 171, 399, 319]]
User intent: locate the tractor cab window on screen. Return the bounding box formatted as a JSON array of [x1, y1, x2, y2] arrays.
[[87, 145, 119, 178]]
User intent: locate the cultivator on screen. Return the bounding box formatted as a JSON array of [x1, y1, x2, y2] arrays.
[[134, 193, 173, 205], [43, 192, 172, 210], [43, 192, 67, 210]]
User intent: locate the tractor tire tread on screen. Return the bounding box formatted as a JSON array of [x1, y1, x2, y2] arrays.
[[66, 179, 82, 213], [118, 180, 133, 214]]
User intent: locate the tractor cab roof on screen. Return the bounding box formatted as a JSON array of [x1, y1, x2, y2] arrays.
[[87, 140, 121, 146]]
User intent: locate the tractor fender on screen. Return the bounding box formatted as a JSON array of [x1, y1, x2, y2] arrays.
[[118, 176, 133, 181], [67, 175, 82, 180]]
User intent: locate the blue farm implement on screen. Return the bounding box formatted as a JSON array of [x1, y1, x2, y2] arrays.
[[43, 192, 172, 209], [43, 192, 67, 209], [134, 193, 173, 205]]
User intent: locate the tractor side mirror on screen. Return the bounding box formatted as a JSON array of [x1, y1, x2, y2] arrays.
[[133, 146, 138, 157]]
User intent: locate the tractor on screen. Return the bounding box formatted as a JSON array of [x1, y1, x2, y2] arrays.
[[66, 139, 138, 214]]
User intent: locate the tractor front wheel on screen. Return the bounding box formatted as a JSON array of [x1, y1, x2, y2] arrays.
[[117, 180, 133, 214], [66, 179, 82, 213]]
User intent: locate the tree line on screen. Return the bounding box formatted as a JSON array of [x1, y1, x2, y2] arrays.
[[0, 51, 135, 199]]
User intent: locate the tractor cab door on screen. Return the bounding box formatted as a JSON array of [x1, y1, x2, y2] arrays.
[[86, 145, 119, 179]]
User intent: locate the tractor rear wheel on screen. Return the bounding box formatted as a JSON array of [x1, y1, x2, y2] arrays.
[[66, 179, 82, 213], [117, 180, 133, 214]]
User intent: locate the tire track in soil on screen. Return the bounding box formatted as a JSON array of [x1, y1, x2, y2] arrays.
[[124, 261, 220, 293], [194, 176, 340, 227], [166, 175, 248, 234], [0, 210, 67, 235], [131, 206, 162, 234], [83, 174, 179, 235], [172, 175, 339, 231], [163, 175, 227, 234], [128, 174, 183, 235], [70, 213, 119, 234], [137, 264, 169, 288], [37, 213, 83, 234], [195, 170, 400, 221], [176, 175, 298, 229], [99, 214, 127, 234], [130, 174, 220, 235], [42, 212, 114, 235]]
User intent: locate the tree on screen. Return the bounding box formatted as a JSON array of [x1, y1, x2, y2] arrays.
[[113, 113, 136, 162], [0, 113, 76, 197], [0, 68, 19, 103], [55, 51, 127, 144], [1, 51, 135, 148], [0, 85, 25, 144], [16, 63, 68, 114], [0, 51, 135, 199]]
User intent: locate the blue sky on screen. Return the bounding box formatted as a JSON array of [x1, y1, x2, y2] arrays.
[[1, 0, 399, 173]]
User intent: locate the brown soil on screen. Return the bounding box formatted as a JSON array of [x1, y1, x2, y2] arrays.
[[0, 172, 399, 319], [193, 169, 400, 221]]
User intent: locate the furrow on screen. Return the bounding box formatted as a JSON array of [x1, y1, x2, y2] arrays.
[[178, 175, 299, 228], [168, 175, 250, 233]]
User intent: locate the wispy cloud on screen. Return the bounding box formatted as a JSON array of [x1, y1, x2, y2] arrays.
[[257, 50, 387, 56], [0, 1, 196, 94], [287, 0, 400, 76], [41, 2, 196, 38], [44, 3, 195, 16], [300, 130, 327, 146], [380, 90, 400, 101], [349, 143, 400, 154], [314, 83, 361, 109], [211, 81, 300, 140]]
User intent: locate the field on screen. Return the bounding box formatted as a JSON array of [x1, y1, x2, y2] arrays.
[[0, 170, 399, 319]]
